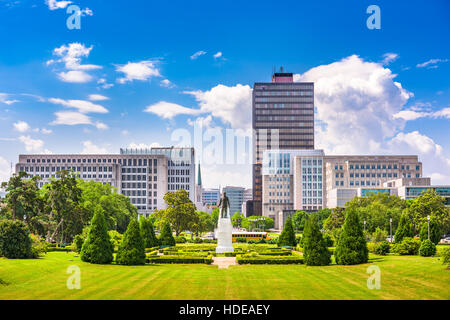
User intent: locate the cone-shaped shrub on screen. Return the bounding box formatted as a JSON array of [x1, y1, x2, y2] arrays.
[[335, 208, 369, 265], [80, 206, 114, 264], [0, 219, 33, 259], [419, 220, 441, 245], [303, 215, 331, 266], [394, 212, 412, 243], [419, 239, 436, 257], [277, 216, 296, 247], [116, 218, 146, 265], [159, 222, 175, 247], [140, 216, 159, 248]]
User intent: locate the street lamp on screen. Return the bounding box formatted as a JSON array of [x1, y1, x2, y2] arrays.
[[389, 218, 393, 243], [427, 215, 430, 240]]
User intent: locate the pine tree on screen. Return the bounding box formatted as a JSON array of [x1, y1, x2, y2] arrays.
[[419, 219, 441, 245], [80, 205, 114, 264], [116, 218, 146, 265], [159, 222, 176, 247], [140, 216, 159, 248], [395, 212, 412, 243], [335, 208, 369, 265], [303, 215, 331, 266], [277, 216, 296, 247]]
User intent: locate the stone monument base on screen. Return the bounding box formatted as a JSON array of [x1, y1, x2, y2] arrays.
[[216, 217, 234, 253]]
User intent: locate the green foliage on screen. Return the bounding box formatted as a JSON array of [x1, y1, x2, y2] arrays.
[[292, 210, 308, 231], [210, 208, 219, 228], [324, 207, 345, 231], [191, 211, 215, 235], [139, 216, 159, 248], [243, 216, 274, 231], [335, 208, 369, 265], [375, 241, 390, 255], [30, 234, 48, 257], [392, 237, 421, 255], [159, 222, 176, 247], [407, 190, 450, 234], [236, 237, 246, 243], [371, 227, 388, 243], [441, 247, 450, 267], [277, 217, 296, 247], [419, 239, 436, 257], [108, 230, 123, 249], [302, 216, 331, 266], [72, 234, 84, 253], [0, 219, 33, 258], [116, 219, 146, 265], [419, 219, 442, 245], [80, 206, 114, 264], [395, 212, 412, 243], [231, 211, 245, 227], [237, 253, 303, 265], [322, 233, 334, 247], [155, 190, 197, 236], [147, 255, 213, 264], [175, 236, 187, 243]]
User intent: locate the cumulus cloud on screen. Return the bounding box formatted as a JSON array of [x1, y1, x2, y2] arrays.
[[13, 121, 30, 132], [184, 84, 252, 129], [394, 106, 450, 121], [88, 94, 109, 101], [45, 0, 72, 10], [190, 51, 207, 60], [57, 70, 93, 83], [144, 101, 202, 119], [160, 79, 174, 88], [81, 141, 109, 154], [115, 60, 160, 84], [18, 135, 44, 152], [48, 98, 108, 113]]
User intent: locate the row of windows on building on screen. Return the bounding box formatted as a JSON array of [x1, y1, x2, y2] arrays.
[[302, 159, 323, 167], [168, 177, 190, 183], [344, 164, 420, 171], [302, 183, 323, 190], [26, 173, 113, 180], [302, 190, 323, 197], [168, 169, 190, 175], [256, 109, 314, 115], [256, 84, 313, 90], [121, 183, 157, 189], [121, 175, 156, 181], [255, 90, 313, 97], [302, 198, 323, 205], [20, 166, 113, 173], [127, 197, 157, 205], [168, 184, 190, 191], [255, 97, 314, 103], [268, 191, 291, 197], [302, 175, 323, 182], [121, 190, 157, 197], [25, 158, 159, 166]]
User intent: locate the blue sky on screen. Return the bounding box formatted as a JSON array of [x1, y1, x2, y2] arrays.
[[0, 0, 449, 188]]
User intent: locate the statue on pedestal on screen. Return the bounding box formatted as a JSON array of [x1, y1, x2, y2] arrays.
[[218, 192, 230, 219]]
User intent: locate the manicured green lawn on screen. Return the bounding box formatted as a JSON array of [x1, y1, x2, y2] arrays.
[[0, 252, 448, 300]]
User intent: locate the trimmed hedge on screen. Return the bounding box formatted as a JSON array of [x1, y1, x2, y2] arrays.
[[146, 255, 212, 264], [392, 237, 421, 255], [419, 239, 436, 257], [236, 253, 303, 265]]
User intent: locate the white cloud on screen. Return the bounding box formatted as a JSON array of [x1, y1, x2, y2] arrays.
[[190, 51, 207, 60], [128, 142, 161, 149], [41, 128, 53, 134], [97, 78, 114, 89], [57, 70, 93, 83], [88, 94, 109, 101], [81, 141, 108, 154], [381, 53, 399, 65], [45, 0, 72, 10], [18, 135, 44, 152], [0, 93, 19, 105], [416, 58, 449, 69], [48, 98, 108, 113], [144, 101, 202, 119], [213, 52, 223, 59], [160, 79, 174, 88], [121, 130, 129, 136], [187, 115, 213, 128], [51, 111, 93, 126], [0, 156, 10, 184], [184, 84, 252, 129], [13, 121, 30, 132], [95, 122, 108, 130], [115, 60, 160, 84], [393, 106, 450, 121]]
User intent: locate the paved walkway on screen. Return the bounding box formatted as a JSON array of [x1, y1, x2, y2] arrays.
[[212, 257, 237, 269]]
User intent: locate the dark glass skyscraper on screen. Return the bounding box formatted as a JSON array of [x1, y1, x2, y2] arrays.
[[252, 70, 314, 215]]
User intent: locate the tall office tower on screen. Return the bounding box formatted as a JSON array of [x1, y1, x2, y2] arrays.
[[252, 68, 314, 215], [223, 186, 245, 216]]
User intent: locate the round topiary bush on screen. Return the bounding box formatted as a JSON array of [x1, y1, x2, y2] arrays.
[[80, 206, 114, 264], [335, 208, 369, 265], [116, 219, 146, 265], [419, 239, 436, 257], [0, 219, 33, 259], [375, 241, 390, 255]]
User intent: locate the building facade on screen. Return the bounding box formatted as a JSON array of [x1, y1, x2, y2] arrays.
[[241, 188, 253, 216], [15, 147, 195, 217], [223, 186, 245, 216], [252, 69, 315, 215]]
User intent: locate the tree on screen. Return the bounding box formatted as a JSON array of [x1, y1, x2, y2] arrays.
[[0, 219, 33, 258], [302, 215, 331, 266], [140, 216, 159, 248], [116, 218, 146, 265], [231, 211, 245, 228], [244, 216, 274, 231], [371, 227, 388, 243], [159, 222, 175, 246], [210, 208, 219, 228], [407, 190, 450, 234], [277, 217, 296, 247], [419, 239, 436, 257], [80, 205, 114, 264], [419, 219, 441, 245], [155, 190, 197, 236], [292, 210, 308, 232], [395, 212, 412, 243], [323, 207, 345, 231], [335, 208, 369, 265]]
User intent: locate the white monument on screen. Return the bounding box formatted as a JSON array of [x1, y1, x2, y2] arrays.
[[216, 192, 234, 253]]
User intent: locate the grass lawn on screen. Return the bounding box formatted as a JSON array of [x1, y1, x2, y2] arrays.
[[0, 252, 448, 300]]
